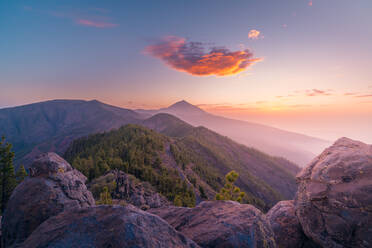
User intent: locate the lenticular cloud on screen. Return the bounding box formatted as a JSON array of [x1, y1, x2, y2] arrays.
[[144, 36, 261, 77]]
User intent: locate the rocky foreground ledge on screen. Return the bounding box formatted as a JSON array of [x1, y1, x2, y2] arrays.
[[1, 153, 197, 248], [2, 153, 95, 247], [1, 137, 371, 248], [149, 201, 276, 247], [20, 205, 198, 248]]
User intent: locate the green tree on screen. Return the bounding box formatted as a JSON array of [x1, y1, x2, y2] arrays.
[[153, 157, 162, 169], [173, 194, 182, 206], [97, 186, 112, 205], [16, 165, 28, 184], [215, 170, 246, 203], [0, 136, 17, 213], [199, 185, 207, 199]]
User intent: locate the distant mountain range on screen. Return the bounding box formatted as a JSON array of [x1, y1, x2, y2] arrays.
[[0, 99, 330, 167], [137, 100, 331, 166]]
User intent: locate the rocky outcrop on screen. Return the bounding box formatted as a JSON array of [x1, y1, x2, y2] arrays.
[[21, 205, 199, 248], [1, 153, 95, 248], [266, 200, 318, 248], [113, 170, 170, 209], [295, 137, 372, 248], [89, 170, 170, 210], [149, 200, 276, 248]]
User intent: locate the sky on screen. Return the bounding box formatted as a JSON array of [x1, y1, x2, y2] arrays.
[[1, 0, 372, 142]]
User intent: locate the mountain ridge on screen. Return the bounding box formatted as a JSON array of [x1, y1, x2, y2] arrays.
[[136, 100, 331, 166], [0, 99, 146, 166], [1, 99, 329, 167]]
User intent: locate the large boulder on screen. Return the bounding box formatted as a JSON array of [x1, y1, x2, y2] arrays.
[[295, 137, 372, 248], [149, 200, 276, 248], [20, 205, 199, 248], [266, 200, 319, 248], [2, 153, 95, 247]]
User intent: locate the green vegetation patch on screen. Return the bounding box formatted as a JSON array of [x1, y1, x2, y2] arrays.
[[64, 124, 195, 207]]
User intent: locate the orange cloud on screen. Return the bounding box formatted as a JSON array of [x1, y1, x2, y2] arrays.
[[305, 89, 332, 96], [144, 36, 261, 77], [355, 94, 372, 98], [344, 92, 357, 96], [76, 19, 117, 28], [248, 29, 261, 39], [24, 5, 118, 28], [276, 89, 334, 99]]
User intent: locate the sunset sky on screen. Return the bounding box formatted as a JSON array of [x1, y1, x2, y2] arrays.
[[1, 0, 372, 142]]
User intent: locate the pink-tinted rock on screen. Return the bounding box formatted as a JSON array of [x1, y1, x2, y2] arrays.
[[2, 153, 95, 248], [295, 137, 372, 248], [266, 200, 319, 248], [21, 205, 199, 248], [149, 200, 276, 248]]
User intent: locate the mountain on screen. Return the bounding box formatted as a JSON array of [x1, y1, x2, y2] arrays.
[[141, 113, 194, 137], [136, 100, 331, 166], [1, 99, 329, 167], [142, 114, 300, 203], [65, 114, 301, 210], [0, 99, 146, 166], [161, 100, 206, 115]]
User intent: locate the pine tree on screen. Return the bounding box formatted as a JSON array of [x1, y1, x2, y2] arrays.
[[0, 136, 17, 213], [97, 186, 112, 205], [199, 185, 207, 199], [173, 195, 182, 206], [215, 170, 246, 203], [16, 165, 28, 184], [153, 157, 162, 169]]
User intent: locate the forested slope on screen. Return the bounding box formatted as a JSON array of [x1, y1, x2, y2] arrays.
[[65, 115, 301, 210]]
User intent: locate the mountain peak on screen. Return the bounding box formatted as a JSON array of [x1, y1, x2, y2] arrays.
[[88, 99, 101, 104], [169, 100, 192, 107], [166, 100, 205, 114]]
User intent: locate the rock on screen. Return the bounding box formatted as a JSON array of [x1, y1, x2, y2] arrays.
[[149, 200, 276, 248], [89, 170, 170, 210], [20, 205, 199, 248], [266, 200, 319, 248], [295, 137, 372, 248], [2, 153, 95, 248], [113, 170, 170, 209]]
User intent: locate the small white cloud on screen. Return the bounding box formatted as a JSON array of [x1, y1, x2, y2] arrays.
[[248, 29, 262, 40]]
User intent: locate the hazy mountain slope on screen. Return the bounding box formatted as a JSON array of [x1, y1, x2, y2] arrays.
[[141, 113, 194, 137], [136, 100, 331, 166], [143, 114, 300, 206], [66, 115, 301, 210], [0, 99, 145, 166]]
